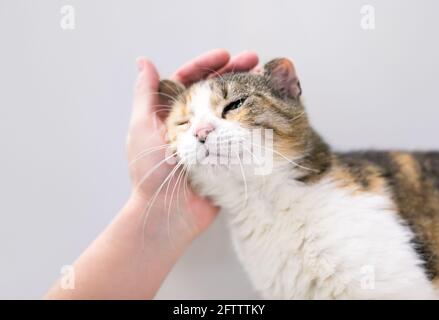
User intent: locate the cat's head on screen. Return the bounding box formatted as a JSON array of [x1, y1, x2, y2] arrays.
[[163, 58, 318, 180]]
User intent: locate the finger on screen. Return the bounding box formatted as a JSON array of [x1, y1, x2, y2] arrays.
[[171, 49, 230, 86], [131, 57, 161, 128], [251, 65, 263, 74], [213, 51, 259, 76]]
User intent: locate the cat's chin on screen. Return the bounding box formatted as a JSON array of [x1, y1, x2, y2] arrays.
[[185, 165, 224, 200], [187, 161, 237, 180]]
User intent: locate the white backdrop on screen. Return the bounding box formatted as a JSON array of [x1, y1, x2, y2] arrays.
[[0, 0, 438, 299]]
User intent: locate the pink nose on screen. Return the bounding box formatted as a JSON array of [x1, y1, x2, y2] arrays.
[[194, 123, 215, 143]]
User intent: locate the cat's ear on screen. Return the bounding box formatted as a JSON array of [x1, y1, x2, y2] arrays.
[[158, 79, 185, 105], [263, 58, 302, 99]]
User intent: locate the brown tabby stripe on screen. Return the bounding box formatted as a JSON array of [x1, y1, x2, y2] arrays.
[[334, 151, 439, 280]]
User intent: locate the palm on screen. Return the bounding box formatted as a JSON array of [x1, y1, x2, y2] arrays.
[[128, 50, 258, 239]]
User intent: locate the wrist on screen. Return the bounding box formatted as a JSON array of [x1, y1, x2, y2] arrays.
[[123, 190, 198, 251], [45, 191, 191, 300]]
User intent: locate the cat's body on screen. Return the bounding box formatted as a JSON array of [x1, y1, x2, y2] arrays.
[[190, 151, 439, 299], [162, 58, 439, 299]]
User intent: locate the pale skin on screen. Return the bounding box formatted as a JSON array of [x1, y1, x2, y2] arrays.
[[45, 49, 259, 299]]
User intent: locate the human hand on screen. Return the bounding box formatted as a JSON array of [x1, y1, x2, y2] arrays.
[[127, 49, 259, 247], [45, 50, 258, 300]]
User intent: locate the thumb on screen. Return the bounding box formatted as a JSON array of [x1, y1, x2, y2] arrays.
[[130, 57, 161, 128]]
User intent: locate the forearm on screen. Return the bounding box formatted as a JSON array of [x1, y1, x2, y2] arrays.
[[44, 193, 192, 300]]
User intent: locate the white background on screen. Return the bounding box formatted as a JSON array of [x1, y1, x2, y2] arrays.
[[0, 0, 438, 299]]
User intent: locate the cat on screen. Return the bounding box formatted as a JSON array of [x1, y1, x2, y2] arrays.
[[161, 58, 439, 299]]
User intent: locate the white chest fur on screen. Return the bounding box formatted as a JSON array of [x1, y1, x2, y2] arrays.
[[191, 167, 437, 299]]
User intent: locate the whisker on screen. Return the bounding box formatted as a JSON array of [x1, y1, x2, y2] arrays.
[[177, 164, 192, 229], [202, 66, 226, 83], [243, 139, 318, 172], [175, 165, 187, 215], [160, 80, 183, 99], [236, 148, 248, 205], [152, 108, 173, 117], [183, 165, 190, 203], [151, 104, 173, 111], [141, 159, 184, 245], [219, 135, 317, 172], [241, 144, 261, 165], [149, 91, 179, 105], [129, 144, 171, 167], [176, 164, 194, 236], [167, 165, 186, 243], [136, 152, 177, 188], [163, 160, 183, 207], [242, 144, 267, 185]]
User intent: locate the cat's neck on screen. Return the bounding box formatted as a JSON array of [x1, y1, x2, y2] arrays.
[[294, 129, 333, 183]]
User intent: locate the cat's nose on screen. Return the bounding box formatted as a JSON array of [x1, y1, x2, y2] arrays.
[[194, 123, 215, 143]]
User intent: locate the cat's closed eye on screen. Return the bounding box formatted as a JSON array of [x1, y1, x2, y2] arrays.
[[222, 97, 247, 118], [175, 119, 190, 127]]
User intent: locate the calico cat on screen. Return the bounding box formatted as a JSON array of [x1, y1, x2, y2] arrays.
[[161, 58, 439, 299]]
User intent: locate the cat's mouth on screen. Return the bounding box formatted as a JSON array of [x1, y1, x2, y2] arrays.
[[177, 140, 248, 167], [198, 143, 246, 166], [202, 147, 232, 161]]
